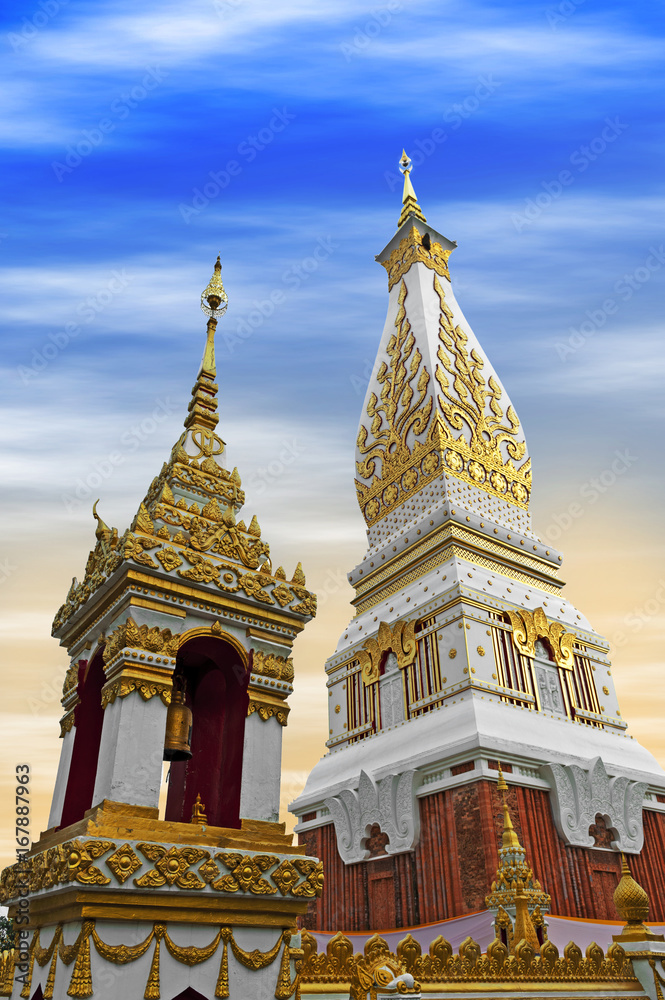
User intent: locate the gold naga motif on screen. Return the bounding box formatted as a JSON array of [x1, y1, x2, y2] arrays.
[[380, 225, 453, 290], [11, 920, 301, 1000], [355, 274, 532, 527], [507, 606, 576, 670], [357, 619, 417, 685], [299, 929, 635, 989]]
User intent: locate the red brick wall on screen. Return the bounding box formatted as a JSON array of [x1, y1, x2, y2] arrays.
[[298, 780, 665, 931]]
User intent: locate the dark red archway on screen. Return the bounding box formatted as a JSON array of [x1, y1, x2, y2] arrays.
[[165, 635, 249, 829], [59, 651, 106, 829]]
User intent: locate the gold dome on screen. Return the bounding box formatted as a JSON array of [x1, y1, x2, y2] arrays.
[[612, 854, 664, 943], [614, 854, 649, 923]]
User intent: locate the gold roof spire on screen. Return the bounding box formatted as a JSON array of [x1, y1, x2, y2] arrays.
[[397, 149, 427, 228], [497, 762, 523, 852], [486, 762, 551, 926], [184, 256, 229, 434]]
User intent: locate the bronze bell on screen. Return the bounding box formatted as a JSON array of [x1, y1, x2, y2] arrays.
[[164, 689, 193, 761]]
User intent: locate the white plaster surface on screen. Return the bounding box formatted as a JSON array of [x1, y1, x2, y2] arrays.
[[240, 712, 282, 822], [47, 724, 75, 829], [294, 694, 665, 812], [92, 692, 167, 809]]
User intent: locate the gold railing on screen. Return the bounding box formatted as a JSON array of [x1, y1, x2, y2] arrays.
[[300, 930, 639, 991]]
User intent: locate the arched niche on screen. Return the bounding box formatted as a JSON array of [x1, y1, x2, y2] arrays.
[[59, 650, 106, 828], [378, 650, 405, 729], [533, 638, 565, 717], [165, 633, 249, 829]]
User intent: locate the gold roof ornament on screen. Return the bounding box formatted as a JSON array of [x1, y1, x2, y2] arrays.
[[397, 150, 427, 228], [200, 254, 228, 318], [497, 761, 523, 853], [184, 255, 229, 434], [613, 853, 664, 942], [485, 763, 551, 921]]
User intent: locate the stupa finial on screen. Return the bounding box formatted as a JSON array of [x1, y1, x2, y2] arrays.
[[184, 256, 229, 433], [398, 149, 427, 228], [496, 762, 523, 853]]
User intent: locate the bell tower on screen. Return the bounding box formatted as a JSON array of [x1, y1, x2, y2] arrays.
[[291, 153, 665, 932], [1, 257, 321, 1000]]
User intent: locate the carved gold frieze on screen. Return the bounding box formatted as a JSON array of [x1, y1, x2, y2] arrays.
[[507, 606, 575, 669], [101, 674, 172, 708], [357, 619, 417, 685], [1, 839, 323, 906], [252, 650, 294, 682], [380, 225, 452, 290], [248, 700, 290, 726], [103, 616, 180, 666]]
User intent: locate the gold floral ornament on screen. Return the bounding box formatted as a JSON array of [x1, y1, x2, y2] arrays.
[[433, 275, 530, 507], [252, 650, 294, 681], [59, 840, 115, 886], [103, 616, 180, 665], [105, 843, 142, 884], [155, 545, 183, 572], [357, 619, 417, 685], [135, 844, 209, 890], [356, 281, 434, 488], [506, 606, 575, 670], [213, 853, 279, 894]]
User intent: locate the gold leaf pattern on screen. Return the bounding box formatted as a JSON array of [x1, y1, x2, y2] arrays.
[[214, 853, 279, 894], [134, 844, 209, 889]]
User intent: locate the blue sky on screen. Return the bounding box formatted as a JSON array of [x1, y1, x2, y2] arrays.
[[1, 0, 664, 849]]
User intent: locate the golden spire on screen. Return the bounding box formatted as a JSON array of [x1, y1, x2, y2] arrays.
[[497, 762, 523, 852], [184, 256, 228, 433], [397, 149, 427, 228], [613, 853, 664, 942]]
